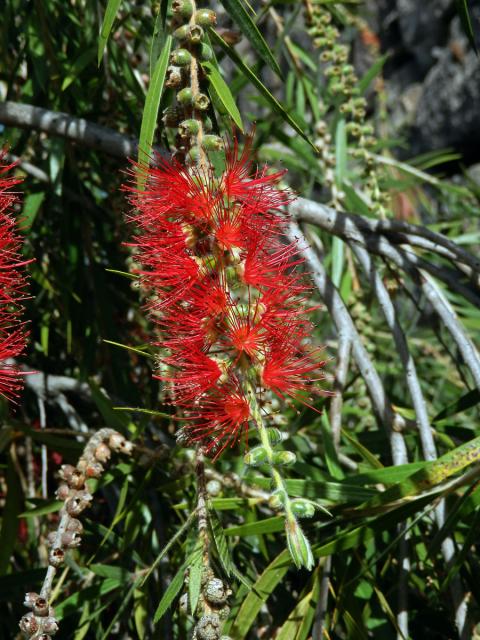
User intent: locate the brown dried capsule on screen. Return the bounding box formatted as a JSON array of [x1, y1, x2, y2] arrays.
[[69, 469, 86, 490], [55, 483, 70, 500], [94, 443, 111, 463], [61, 531, 82, 548], [58, 465, 76, 482], [49, 548, 65, 568], [85, 461, 104, 478], [46, 532, 58, 547], [66, 518, 83, 534], [32, 596, 49, 616], [65, 497, 84, 516], [19, 612, 39, 634], [24, 592, 41, 609], [42, 616, 59, 634]]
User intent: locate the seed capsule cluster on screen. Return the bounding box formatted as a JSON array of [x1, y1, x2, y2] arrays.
[[308, 4, 389, 216], [19, 429, 133, 639], [164, 0, 222, 163], [180, 567, 232, 640]]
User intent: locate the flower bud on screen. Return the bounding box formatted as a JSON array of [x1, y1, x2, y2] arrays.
[[266, 428, 286, 445], [272, 450, 296, 466], [268, 488, 287, 511], [178, 118, 200, 137], [177, 87, 193, 105], [172, 0, 193, 19], [290, 499, 316, 519], [202, 135, 223, 151], [171, 48, 192, 67], [243, 446, 268, 466], [285, 518, 314, 570], [187, 146, 201, 163], [194, 9, 216, 27], [199, 43, 213, 61]]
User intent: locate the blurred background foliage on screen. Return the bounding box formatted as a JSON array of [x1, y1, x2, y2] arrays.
[[1, 0, 480, 638]]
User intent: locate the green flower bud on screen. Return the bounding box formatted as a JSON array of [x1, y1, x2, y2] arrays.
[[272, 450, 296, 466], [203, 116, 213, 132], [199, 42, 213, 61], [286, 518, 314, 570], [195, 9, 217, 26], [178, 118, 200, 137], [244, 446, 268, 466], [173, 25, 190, 40], [266, 428, 286, 446], [193, 93, 210, 110], [177, 87, 193, 105], [171, 48, 192, 66], [203, 134, 223, 151], [290, 499, 316, 519], [172, 0, 194, 19], [187, 146, 201, 163], [268, 489, 287, 511]]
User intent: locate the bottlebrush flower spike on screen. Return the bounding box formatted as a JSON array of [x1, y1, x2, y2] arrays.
[[125, 139, 327, 455], [0, 155, 31, 403]]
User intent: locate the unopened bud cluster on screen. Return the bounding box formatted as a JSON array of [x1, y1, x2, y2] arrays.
[[179, 567, 232, 639], [164, 0, 222, 162], [19, 429, 133, 639], [308, 4, 389, 216]]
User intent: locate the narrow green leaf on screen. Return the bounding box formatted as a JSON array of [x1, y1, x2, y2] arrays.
[[433, 389, 480, 422], [98, 0, 122, 66], [218, 0, 281, 75], [209, 29, 316, 150], [202, 61, 243, 131], [62, 48, 96, 91], [153, 561, 187, 623], [19, 499, 63, 518], [89, 564, 131, 580], [189, 538, 203, 615], [230, 550, 291, 638], [210, 510, 234, 577], [113, 406, 171, 418], [225, 515, 284, 536], [358, 54, 389, 94], [456, 0, 478, 54], [138, 35, 172, 169], [103, 339, 153, 358]]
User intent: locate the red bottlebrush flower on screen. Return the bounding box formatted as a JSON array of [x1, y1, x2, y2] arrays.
[[0, 156, 31, 404], [125, 138, 327, 455], [185, 383, 251, 457]]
